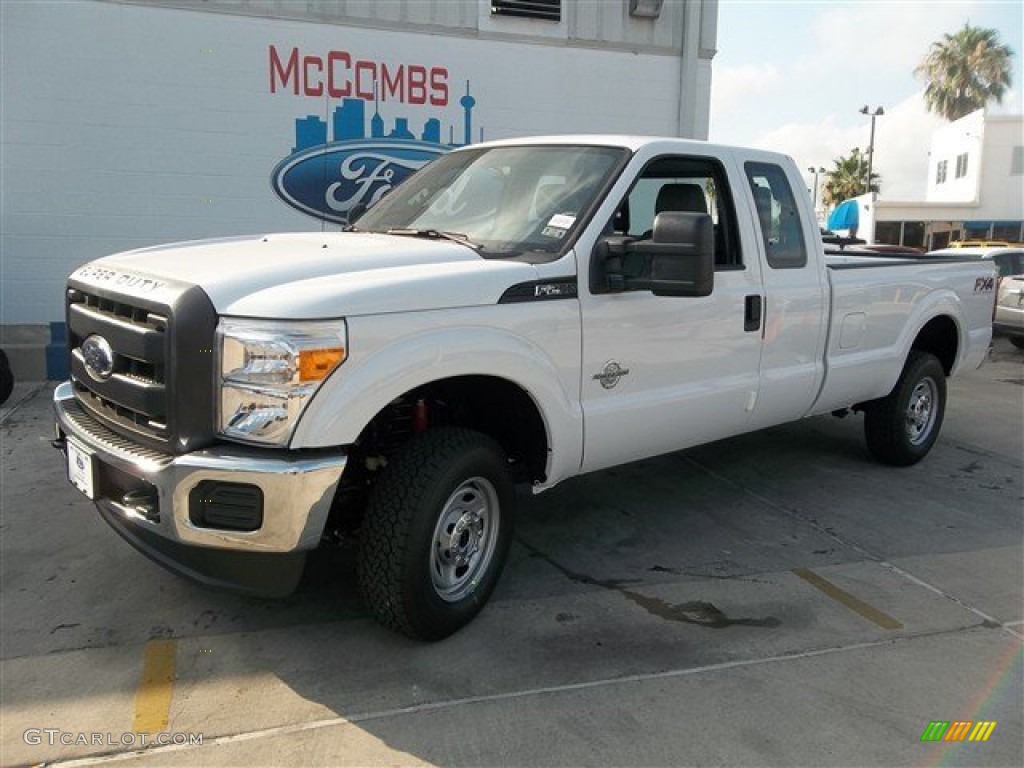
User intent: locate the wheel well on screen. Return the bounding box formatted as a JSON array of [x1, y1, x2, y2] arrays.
[[356, 375, 549, 485], [911, 316, 958, 375], [326, 375, 548, 537]]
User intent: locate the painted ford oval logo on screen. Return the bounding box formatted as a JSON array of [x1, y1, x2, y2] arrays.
[[81, 335, 115, 381], [271, 139, 448, 225]]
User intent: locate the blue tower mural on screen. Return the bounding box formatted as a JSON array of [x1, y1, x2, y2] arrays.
[[333, 99, 365, 142], [289, 80, 478, 154], [294, 115, 327, 153], [389, 117, 415, 140], [459, 81, 476, 147], [422, 118, 441, 144]]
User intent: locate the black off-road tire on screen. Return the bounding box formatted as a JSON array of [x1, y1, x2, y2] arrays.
[[356, 427, 514, 641], [864, 350, 946, 466], [0, 350, 13, 406], [1010, 337, 1024, 350]]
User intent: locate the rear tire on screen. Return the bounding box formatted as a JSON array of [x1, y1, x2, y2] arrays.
[[356, 427, 514, 641], [864, 350, 946, 466]]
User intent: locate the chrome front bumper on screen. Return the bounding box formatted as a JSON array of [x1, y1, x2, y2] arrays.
[[53, 382, 347, 594]]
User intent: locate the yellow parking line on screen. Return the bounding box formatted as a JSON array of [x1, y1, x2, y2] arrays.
[[132, 639, 177, 733], [793, 568, 903, 630]]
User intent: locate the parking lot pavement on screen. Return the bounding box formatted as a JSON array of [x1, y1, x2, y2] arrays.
[[2, 339, 1021, 767]]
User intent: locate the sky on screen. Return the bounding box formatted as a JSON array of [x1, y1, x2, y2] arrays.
[[709, 0, 1024, 201]]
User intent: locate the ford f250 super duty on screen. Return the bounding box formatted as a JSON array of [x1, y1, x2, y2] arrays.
[[53, 136, 995, 640]]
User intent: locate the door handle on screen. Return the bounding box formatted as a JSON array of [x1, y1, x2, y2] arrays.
[[744, 295, 763, 333]]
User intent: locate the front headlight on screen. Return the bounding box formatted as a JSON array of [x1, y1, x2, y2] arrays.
[[217, 318, 347, 446]]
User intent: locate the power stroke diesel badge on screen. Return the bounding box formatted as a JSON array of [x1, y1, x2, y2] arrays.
[[593, 361, 630, 390]]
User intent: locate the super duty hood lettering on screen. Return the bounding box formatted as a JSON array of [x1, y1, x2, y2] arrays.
[[71, 266, 167, 294]]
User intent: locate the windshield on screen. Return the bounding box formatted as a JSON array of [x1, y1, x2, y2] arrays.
[[354, 145, 628, 257]]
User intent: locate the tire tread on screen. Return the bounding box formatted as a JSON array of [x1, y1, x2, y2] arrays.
[[864, 350, 946, 466], [356, 427, 510, 639]]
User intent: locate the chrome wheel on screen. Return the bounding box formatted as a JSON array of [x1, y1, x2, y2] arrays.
[[865, 351, 946, 467], [430, 477, 501, 603], [905, 377, 938, 446]]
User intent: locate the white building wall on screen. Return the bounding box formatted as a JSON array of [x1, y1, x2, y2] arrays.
[[133, 0, 706, 53], [1, 0, 712, 330], [978, 116, 1024, 222], [871, 111, 1023, 249], [925, 109, 984, 203]]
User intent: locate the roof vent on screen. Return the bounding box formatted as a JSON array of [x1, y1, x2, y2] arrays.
[[629, 0, 665, 18], [491, 1, 561, 22]]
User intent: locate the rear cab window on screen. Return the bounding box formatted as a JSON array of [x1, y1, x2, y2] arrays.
[[744, 162, 808, 269]]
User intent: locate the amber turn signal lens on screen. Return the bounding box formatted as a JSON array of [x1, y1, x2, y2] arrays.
[[298, 347, 345, 382]]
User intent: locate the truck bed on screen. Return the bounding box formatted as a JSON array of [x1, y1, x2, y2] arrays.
[[811, 257, 995, 415]]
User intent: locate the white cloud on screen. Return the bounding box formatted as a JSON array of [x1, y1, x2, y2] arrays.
[[709, 1, 1022, 204], [871, 93, 944, 199], [989, 87, 1022, 115], [745, 91, 943, 201], [711, 64, 781, 115], [797, 3, 973, 83]]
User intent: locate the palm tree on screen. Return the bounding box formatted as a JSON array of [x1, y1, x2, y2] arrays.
[[915, 24, 1014, 121], [822, 148, 880, 207]]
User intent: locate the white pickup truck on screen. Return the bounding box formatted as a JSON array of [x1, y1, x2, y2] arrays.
[[54, 136, 995, 640]]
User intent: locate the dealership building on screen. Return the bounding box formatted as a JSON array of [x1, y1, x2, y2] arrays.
[[1, 0, 719, 379], [834, 109, 1024, 251]]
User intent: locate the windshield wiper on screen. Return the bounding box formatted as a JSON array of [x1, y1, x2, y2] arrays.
[[385, 228, 480, 250]]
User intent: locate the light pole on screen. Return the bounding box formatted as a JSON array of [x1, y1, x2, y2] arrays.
[[860, 105, 884, 194], [807, 166, 826, 212]]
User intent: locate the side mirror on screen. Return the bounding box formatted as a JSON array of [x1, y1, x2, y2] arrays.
[[590, 211, 714, 297]]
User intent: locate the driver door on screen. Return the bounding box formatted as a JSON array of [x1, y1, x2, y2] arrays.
[[579, 154, 765, 473]]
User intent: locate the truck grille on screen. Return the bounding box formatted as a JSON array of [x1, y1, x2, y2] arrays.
[[68, 290, 169, 440], [66, 274, 218, 454]]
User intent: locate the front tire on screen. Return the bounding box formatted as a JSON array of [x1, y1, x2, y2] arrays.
[[864, 350, 946, 466], [356, 427, 514, 640]]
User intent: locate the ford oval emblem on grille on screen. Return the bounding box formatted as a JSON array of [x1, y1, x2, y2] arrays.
[[82, 335, 115, 381]]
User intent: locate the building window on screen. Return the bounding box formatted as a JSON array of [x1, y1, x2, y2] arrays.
[[903, 221, 926, 248], [955, 152, 969, 179], [491, 1, 561, 21], [935, 160, 948, 184], [874, 221, 902, 245], [992, 222, 1024, 244], [931, 230, 952, 250], [1012, 146, 1024, 176]]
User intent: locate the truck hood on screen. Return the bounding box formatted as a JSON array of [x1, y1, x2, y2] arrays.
[[89, 232, 540, 318]]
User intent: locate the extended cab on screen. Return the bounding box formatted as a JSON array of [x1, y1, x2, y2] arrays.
[[53, 136, 995, 640]]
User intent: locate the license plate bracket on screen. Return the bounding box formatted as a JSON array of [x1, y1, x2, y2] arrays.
[[67, 438, 95, 500]]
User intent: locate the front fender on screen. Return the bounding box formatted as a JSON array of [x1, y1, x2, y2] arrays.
[[290, 305, 583, 489]]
